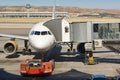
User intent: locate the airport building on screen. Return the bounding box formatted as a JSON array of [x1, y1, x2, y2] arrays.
[[0, 12, 68, 18]]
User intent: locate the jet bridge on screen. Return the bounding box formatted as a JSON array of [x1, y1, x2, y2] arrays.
[[70, 21, 120, 48], [43, 18, 70, 42], [70, 22, 93, 43], [43, 19, 120, 54], [43, 19, 94, 52]]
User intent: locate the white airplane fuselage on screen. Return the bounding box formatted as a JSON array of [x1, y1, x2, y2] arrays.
[[29, 23, 56, 53]]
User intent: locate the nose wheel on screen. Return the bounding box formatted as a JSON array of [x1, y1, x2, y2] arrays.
[[22, 40, 32, 55], [22, 49, 32, 55]]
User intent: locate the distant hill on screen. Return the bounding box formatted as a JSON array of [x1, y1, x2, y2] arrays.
[[0, 6, 120, 18]]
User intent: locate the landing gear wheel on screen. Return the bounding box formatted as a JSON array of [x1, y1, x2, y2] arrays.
[[22, 49, 32, 55], [22, 49, 26, 55], [28, 49, 32, 55]]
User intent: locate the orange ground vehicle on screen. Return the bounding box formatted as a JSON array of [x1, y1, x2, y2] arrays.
[[20, 59, 55, 76]]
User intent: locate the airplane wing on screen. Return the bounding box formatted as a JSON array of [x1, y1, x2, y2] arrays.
[[0, 34, 28, 40]]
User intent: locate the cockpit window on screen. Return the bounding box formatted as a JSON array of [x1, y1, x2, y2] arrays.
[[41, 31, 47, 35], [30, 31, 35, 35], [30, 31, 52, 35], [35, 31, 40, 35], [48, 31, 52, 35]]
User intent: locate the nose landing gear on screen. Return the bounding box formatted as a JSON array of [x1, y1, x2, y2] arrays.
[[22, 40, 32, 55]]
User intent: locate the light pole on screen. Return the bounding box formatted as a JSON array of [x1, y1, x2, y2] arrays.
[[25, 4, 31, 18], [52, 0, 56, 19]]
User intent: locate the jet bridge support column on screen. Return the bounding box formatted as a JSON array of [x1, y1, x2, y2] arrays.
[[65, 42, 76, 54]]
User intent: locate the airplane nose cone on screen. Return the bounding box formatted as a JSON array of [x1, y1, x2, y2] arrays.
[[33, 41, 50, 51], [34, 42, 49, 50], [29, 37, 53, 52]]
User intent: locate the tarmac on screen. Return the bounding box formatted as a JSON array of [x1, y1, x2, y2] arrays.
[[0, 27, 119, 80]]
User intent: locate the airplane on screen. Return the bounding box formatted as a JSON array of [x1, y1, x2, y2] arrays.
[[0, 0, 58, 61], [0, 21, 56, 61], [0, 0, 75, 61]]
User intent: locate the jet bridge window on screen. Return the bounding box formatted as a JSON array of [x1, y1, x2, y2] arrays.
[[93, 24, 98, 32], [65, 26, 69, 33]]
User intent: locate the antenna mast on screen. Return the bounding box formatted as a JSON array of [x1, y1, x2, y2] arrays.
[[52, 0, 56, 19]]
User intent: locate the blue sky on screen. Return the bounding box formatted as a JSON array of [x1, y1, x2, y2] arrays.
[[0, 0, 120, 9]]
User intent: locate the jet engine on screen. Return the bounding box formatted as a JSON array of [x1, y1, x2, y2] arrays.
[[77, 43, 85, 54], [3, 40, 18, 54]]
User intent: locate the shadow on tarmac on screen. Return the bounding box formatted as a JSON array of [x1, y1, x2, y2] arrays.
[[105, 46, 120, 54], [0, 68, 32, 80], [0, 68, 91, 80], [31, 45, 85, 62], [2, 45, 120, 64], [0, 46, 119, 79], [96, 57, 120, 64], [48, 69, 91, 80], [5, 54, 20, 58]]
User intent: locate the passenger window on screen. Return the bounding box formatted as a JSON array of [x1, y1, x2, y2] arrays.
[[35, 31, 40, 35], [41, 31, 47, 35]]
